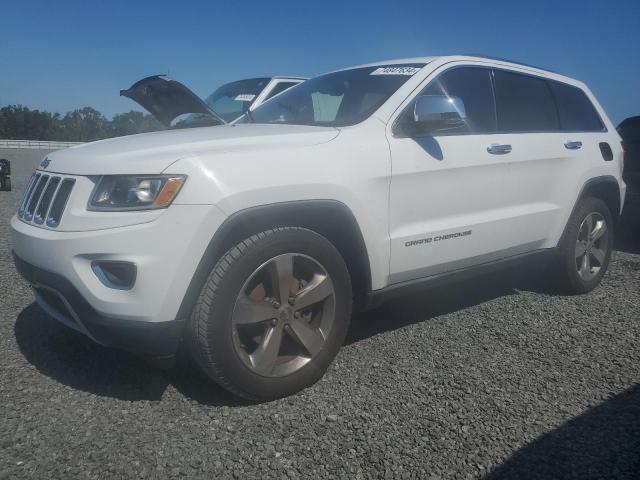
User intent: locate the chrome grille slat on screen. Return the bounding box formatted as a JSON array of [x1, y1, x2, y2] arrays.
[[18, 171, 75, 229], [19, 173, 41, 218], [32, 176, 52, 224], [34, 177, 61, 224], [24, 175, 49, 221], [18, 173, 37, 216], [46, 178, 75, 228], [43, 178, 63, 223]]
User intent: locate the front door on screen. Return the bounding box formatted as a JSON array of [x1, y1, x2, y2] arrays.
[[387, 65, 526, 284]]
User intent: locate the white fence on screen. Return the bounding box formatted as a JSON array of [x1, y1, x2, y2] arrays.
[[0, 139, 83, 150]]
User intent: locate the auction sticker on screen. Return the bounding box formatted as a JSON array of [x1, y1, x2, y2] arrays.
[[235, 94, 256, 102], [370, 66, 421, 76]]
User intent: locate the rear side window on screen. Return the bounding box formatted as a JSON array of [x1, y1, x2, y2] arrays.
[[550, 81, 604, 131], [494, 70, 559, 132], [418, 67, 496, 133]]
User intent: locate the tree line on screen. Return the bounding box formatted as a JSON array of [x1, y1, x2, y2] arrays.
[[0, 105, 164, 142]]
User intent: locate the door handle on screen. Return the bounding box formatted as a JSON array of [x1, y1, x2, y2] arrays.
[[564, 141, 583, 150], [487, 143, 512, 155]]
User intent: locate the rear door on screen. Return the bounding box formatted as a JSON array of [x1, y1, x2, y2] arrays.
[[494, 69, 610, 248], [489, 68, 569, 250]]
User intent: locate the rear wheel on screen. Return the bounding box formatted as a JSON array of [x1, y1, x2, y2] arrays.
[[554, 197, 614, 294], [189, 227, 352, 401]]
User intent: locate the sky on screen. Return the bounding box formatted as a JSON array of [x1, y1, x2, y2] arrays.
[[1, 0, 639, 124]]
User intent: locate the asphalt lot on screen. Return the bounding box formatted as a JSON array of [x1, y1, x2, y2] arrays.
[[1, 147, 639, 479]]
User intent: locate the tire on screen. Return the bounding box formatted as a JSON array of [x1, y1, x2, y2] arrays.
[[553, 197, 614, 294], [189, 227, 352, 401]]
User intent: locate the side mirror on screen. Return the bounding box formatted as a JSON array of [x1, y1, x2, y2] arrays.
[[0, 159, 10, 192], [414, 95, 466, 123], [397, 95, 467, 137]]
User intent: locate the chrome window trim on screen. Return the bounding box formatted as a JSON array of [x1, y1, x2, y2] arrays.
[[392, 63, 608, 139]]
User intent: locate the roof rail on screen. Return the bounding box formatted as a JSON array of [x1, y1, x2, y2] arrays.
[[465, 55, 558, 74]]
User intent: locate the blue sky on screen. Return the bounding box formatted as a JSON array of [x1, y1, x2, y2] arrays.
[[1, 0, 638, 124]]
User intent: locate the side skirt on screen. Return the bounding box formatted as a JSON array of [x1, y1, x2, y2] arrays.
[[364, 248, 554, 310]]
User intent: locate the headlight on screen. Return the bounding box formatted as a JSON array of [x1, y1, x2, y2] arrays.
[[88, 175, 186, 211]]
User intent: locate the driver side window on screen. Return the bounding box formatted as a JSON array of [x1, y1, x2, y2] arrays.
[[400, 67, 497, 135]]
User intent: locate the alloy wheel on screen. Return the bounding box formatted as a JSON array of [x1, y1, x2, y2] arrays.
[[575, 212, 609, 281], [231, 253, 336, 377]]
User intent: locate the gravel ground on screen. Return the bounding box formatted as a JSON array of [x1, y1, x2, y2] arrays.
[[1, 148, 639, 479]]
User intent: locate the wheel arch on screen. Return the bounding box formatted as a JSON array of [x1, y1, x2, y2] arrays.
[[578, 176, 622, 221], [175, 200, 372, 322], [559, 175, 622, 246]]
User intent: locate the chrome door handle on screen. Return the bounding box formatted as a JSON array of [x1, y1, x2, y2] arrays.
[[564, 141, 583, 150], [487, 143, 512, 155]]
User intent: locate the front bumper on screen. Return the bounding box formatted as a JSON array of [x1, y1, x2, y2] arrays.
[[14, 252, 182, 360], [11, 204, 227, 360]]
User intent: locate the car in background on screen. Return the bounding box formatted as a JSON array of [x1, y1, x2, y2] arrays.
[[618, 116, 640, 203], [121, 75, 306, 128]]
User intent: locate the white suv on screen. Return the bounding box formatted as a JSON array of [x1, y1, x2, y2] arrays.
[[11, 56, 625, 400]]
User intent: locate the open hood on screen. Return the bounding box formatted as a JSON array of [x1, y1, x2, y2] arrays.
[[120, 75, 226, 127]]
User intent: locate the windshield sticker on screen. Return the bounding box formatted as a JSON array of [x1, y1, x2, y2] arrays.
[[370, 66, 421, 76], [235, 94, 256, 102]]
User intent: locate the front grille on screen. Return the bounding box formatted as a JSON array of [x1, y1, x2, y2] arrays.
[[18, 173, 75, 228]]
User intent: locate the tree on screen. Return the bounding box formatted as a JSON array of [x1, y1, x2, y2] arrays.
[[59, 107, 109, 142], [0, 104, 164, 142], [0, 105, 60, 140], [110, 110, 163, 138]]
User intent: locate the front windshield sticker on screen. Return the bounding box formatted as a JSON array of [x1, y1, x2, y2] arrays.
[[370, 66, 421, 76], [235, 94, 256, 102]]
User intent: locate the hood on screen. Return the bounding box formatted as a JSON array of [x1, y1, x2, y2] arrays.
[[120, 75, 225, 127], [41, 124, 340, 175]]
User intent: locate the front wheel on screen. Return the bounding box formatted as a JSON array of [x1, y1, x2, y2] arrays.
[[189, 227, 352, 401], [554, 197, 614, 294]]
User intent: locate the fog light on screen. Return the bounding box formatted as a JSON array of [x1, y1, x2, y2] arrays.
[[92, 261, 136, 290]]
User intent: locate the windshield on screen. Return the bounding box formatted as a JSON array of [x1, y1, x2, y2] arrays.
[[241, 64, 425, 127], [204, 78, 271, 122]]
